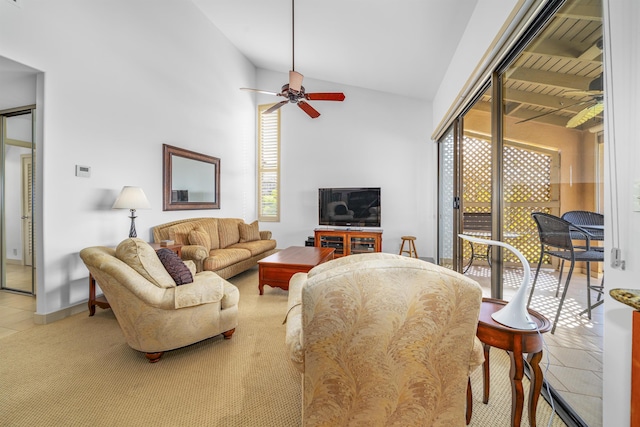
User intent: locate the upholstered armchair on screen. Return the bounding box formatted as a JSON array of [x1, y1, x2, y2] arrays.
[[80, 238, 239, 362], [285, 253, 483, 426]]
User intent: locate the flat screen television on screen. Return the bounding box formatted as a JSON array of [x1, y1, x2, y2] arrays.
[[318, 187, 381, 228]]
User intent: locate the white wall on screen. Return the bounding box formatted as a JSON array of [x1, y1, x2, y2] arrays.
[[602, 1, 640, 425], [0, 0, 257, 315], [254, 69, 436, 257], [432, 0, 521, 129]]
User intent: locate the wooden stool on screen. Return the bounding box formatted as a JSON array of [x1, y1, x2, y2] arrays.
[[399, 236, 418, 258]]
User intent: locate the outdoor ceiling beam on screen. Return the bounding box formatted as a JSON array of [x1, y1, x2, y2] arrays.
[[555, 4, 602, 22], [508, 109, 575, 128], [503, 88, 585, 114], [474, 100, 571, 128], [507, 68, 595, 92], [522, 39, 602, 64]]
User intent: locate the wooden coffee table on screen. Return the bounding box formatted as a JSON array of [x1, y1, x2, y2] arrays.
[[257, 246, 335, 295]]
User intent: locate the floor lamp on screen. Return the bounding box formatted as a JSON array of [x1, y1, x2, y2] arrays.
[[112, 186, 151, 238]]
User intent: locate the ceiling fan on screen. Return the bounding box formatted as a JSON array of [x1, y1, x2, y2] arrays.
[[563, 75, 603, 128], [515, 74, 604, 128], [239, 0, 345, 119]]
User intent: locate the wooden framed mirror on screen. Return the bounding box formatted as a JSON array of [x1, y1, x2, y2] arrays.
[[163, 144, 220, 210]]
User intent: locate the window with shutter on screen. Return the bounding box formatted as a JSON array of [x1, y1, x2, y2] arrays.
[[257, 104, 280, 221]]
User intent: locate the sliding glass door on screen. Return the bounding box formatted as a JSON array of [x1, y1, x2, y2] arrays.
[[437, 0, 604, 425]]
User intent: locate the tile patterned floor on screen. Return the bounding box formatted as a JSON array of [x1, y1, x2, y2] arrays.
[[465, 264, 603, 427]]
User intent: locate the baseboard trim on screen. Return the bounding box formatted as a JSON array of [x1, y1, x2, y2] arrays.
[[34, 301, 88, 325]]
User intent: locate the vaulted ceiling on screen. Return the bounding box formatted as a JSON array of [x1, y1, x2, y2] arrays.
[[1, 1, 603, 130], [191, 0, 479, 101], [194, 0, 603, 130]]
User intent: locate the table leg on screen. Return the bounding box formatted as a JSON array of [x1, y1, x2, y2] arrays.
[[509, 350, 526, 427], [466, 377, 473, 425], [527, 351, 544, 427], [483, 343, 491, 404], [89, 274, 96, 316]]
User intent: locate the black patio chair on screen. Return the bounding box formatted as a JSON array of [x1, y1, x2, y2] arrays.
[[561, 210, 604, 250], [527, 212, 604, 334]]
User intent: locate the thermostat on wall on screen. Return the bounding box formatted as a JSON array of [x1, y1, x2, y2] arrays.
[[75, 165, 91, 178]]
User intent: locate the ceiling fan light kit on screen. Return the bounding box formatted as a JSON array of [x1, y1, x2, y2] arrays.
[[239, 0, 345, 118]]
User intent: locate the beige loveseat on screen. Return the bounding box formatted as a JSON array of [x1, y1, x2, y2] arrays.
[[153, 218, 277, 279], [285, 253, 484, 426], [80, 238, 239, 362]]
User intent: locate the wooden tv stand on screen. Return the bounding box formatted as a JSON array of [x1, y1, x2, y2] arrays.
[[314, 228, 382, 258]]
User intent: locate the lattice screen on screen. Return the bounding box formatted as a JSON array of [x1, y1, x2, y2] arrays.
[[462, 136, 557, 264], [439, 132, 455, 268]]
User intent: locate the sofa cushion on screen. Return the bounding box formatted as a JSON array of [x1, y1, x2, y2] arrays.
[[239, 220, 260, 242], [229, 239, 277, 256], [218, 218, 242, 248], [167, 222, 198, 245], [188, 226, 212, 250], [174, 271, 224, 309], [203, 248, 251, 271], [115, 238, 176, 288], [196, 220, 220, 250], [156, 248, 193, 286]]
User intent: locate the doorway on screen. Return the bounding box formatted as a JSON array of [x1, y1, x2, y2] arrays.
[[1, 107, 36, 295]]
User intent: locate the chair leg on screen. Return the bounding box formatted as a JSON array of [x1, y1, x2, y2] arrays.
[[410, 240, 418, 258], [586, 261, 592, 319], [551, 261, 575, 334], [463, 242, 475, 274], [580, 270, 605, 317], [597, 273, 605, 302], [555, 260, 565, 298], [145, 352, 164, 363], [528, 252, 544, 308]]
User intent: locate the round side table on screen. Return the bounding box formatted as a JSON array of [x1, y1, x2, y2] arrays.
[[476, 298, 552, 427]]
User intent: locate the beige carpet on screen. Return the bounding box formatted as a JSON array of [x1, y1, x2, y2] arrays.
[[0, 267, 566, 426]]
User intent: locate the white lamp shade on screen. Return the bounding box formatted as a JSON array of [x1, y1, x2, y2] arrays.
[[112, 186, 151, 210]]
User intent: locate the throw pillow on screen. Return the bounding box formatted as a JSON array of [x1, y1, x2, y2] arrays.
[[156, 248, 193, 286], [115, 238, 176, 288], [188, 226, 212, 249], [239, 220, 260, 243]]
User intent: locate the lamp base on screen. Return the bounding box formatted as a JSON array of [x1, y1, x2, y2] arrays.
[[491, 304, 536, 330], [128, 209, 138, 238]]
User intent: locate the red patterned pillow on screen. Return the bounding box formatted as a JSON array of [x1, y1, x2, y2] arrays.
[[156, 248, 193, 286]]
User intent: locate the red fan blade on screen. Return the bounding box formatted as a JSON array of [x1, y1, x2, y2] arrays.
[[298, 101, 320, 118], [240, 88, 281, 96], [263, 100, 289, 114], [305, 92, 345, 101], [289, 71, 304, 92]]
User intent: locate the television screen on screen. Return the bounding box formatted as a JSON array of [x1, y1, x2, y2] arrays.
[[319, 187, 381, 228]]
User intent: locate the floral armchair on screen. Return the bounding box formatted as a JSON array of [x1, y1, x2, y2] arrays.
[[285, 253, 483, 426], [80, 238, 239, 362]]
